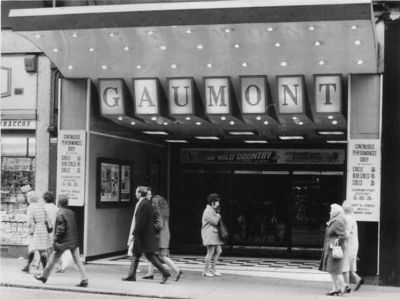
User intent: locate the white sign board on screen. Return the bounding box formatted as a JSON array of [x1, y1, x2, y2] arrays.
[[204, 78, 230, 114], [133, 79, 159, 115], [168, 78, 194, 115], [277, 76, 304, 114], [346, 139, 381, 222], [56, 130, 86, 206], [99, 79, 125, 115], [315, 75, 342, 113], [241, 76, 266, 114]]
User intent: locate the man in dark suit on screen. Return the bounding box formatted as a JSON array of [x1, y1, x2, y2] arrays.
[[122, 186, 170, 284], [34, 195, 89, 287]]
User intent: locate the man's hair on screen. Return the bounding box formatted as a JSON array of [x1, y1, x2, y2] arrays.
[[43, 191, 55, 203], [136, 186, 149, 197], [206, 193, 221, 205], [58, 194, 69, 207]]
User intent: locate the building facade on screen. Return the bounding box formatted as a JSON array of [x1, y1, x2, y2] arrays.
[[1, 0, 400, 286]]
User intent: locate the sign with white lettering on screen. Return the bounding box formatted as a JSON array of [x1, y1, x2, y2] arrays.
[[168, 78, 194, 115], [1, 120, 36, 130], [99, 79, 125, 115], [277, 76, 304, 114], [56, 130, 86, 207], [315, 75, 341, 113], [346, 139, 381, 222], [133, 79, 159, 115], [241, 76, 267, 114], [181, 149, 344, 164], [204, 77, 230, 114]]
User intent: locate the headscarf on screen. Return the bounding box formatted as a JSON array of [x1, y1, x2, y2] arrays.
[[327, 203, 344, 225], [342, 200, 353, 215]]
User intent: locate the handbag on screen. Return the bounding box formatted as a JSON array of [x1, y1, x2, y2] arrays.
[[45, 220, 53, 233], [332, 238, 343, 259], [217, 219, 229, 242]]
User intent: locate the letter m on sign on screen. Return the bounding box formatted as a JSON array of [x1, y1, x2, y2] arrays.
[[204, 77, 230, 114]]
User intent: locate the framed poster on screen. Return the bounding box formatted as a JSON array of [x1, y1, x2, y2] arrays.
[[120, 164, 132, 203], [96, 158, 133, 208]]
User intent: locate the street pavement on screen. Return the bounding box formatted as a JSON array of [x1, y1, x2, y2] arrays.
[[1, 257, 400, 299]]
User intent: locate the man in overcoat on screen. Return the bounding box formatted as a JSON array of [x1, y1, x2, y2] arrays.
[[122, 186, 170, 284], [34, 195, 89, 287]]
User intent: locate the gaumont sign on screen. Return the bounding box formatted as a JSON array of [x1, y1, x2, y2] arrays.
[[98, 75, 343, 117]]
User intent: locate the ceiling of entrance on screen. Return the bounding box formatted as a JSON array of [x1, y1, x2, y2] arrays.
[[9, 0, 379, 144]]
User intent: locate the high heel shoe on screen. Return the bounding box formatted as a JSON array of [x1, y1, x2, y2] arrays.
[[175, 270, 183, 282], [326, 290, 339, 296], [202, 272, 214, 277], [354, 278, 364, 291], [142, 275, 154, 280], [344, 285, 351, 293]]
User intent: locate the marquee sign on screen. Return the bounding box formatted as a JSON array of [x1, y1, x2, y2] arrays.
[[314, 75, 342, 113], [277, 76, 305, 114], [99, 79, 125, 116], [204, 77, 231, 115], [168, 78, 194, 115]]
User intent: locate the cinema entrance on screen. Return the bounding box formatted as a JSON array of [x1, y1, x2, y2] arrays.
[[169, 147, 345, 257]]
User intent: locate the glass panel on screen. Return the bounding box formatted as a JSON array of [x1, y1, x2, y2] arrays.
[[28, 137, 36, 156], [1, 137, 28, 156]]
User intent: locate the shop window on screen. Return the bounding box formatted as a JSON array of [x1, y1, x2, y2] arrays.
[[1, 136, 36, 246]]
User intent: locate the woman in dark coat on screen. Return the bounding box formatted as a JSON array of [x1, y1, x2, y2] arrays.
[[319, 203, 347, 296]]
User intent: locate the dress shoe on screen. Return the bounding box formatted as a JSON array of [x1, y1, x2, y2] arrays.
[[325, 290, 339, 296], [210, 270, 222, 276], [344, 285, 351, 293], [175, 270, 183, 282], [34, 275, 47, 284], [76, 279, 88, 287], [202, 272, 214, 277], [160, 273, 170, 284], [121, 275, 136, 281], [354, 278, 364, 291], [21, 265, 30, 273], [142, 275, 154, 280]]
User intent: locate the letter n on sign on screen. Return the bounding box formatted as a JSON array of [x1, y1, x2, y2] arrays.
[[277, 76, 305, 114], [99, 79, 125, 116]]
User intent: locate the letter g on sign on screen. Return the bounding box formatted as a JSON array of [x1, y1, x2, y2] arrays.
[[103, 87, 120, 108]]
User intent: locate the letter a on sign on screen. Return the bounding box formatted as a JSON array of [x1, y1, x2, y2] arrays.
[[168, 78, 194, 115], [204, 77, 230, 114], [133, 79, 158, 115]]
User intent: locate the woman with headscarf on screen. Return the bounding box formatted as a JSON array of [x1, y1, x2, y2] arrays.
[[142, 195, 183, 281], [342, 200, 363, 292], [22, 191, 52, 273], [319, 203, 347, 296]]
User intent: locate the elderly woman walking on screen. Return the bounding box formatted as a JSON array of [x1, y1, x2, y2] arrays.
[[201, 193, 224, 277], [319, 203, 347, 296], [22, 191, 52, 273], [342, 200, 364, 292]]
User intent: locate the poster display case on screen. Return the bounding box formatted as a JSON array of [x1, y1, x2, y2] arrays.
[[96, 158, 133, 208]]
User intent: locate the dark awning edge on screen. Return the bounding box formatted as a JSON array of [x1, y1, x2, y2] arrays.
[[9, 2, 373, 31]]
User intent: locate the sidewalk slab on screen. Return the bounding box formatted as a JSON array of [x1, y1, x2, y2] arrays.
[[1, 257, 400, 299]]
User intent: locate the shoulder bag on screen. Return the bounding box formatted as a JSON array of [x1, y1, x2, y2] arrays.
[[218, 219, 229, 242]]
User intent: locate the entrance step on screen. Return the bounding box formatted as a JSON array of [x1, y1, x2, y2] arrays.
[[87, 255, 330, 282]]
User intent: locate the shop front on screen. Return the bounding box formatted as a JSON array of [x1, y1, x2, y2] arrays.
[[7, 0, 390, 283]]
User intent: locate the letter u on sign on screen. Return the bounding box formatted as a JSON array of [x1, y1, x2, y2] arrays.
[[168, 78, 194, 115], [204, 78, 230, 114]]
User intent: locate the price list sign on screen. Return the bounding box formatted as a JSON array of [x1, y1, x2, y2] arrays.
[[346, 139, 381, 222], [56, 130, 86, 206]]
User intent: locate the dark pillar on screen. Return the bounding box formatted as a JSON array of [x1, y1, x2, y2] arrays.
[[380, 20, 400, 286]]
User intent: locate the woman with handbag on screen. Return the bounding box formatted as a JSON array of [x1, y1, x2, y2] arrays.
[[342, 201, 363, 292], [319, 203, 347, 296], [22, 191, 52, 273], [201, 193, 224, 277]]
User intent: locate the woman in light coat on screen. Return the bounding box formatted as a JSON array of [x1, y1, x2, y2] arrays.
[[319, 203, 347, 296], [201, 193, 224, 277], [22, 191, 52, 273], [143, 195, 183, 281], [342, 200, 363, 292]]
